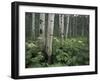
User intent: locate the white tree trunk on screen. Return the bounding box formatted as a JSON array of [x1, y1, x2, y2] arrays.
[[72, 15, 75, 37], [39, 13, 45, 47], [66, 15, 70, 38], [75, 15, 78, 36], [59, 14, 64, 45], [46, 13, 55, 64], [69, 16, 72, 37], [32, 13, 35, 40]]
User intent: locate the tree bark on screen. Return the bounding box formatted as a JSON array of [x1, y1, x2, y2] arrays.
[[72, 15, 75, 37], [46, 13, 55, 64], [66, 15, 70, 38], [81, 16, 85, 36], [59, 14, 64, 46], [85, 15, 89, 37], [69, 15, 72, 37], [74, 15, 78, 37], [32, 13, 35, 40], [39, 13, 45, 47]]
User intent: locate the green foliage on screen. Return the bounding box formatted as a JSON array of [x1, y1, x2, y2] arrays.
[[52, 37, 89, 66], [26, 37, 89, 68], [25, 41, 45, 68]]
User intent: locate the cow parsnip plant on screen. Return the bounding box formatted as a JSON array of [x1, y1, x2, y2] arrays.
[[25, 37, 89, 68]]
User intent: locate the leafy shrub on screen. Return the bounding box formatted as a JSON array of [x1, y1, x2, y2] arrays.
[[26, 37, 89, 68], [25, 41, 45, 68], [52, 37, 89, 66]]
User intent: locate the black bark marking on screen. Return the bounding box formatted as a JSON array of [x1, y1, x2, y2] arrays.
[[40, 19, 43, 24], [40, 29, 43, 34]]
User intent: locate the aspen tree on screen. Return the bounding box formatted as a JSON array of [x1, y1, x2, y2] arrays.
[[39, 13, 45, 48], [46, 13, 55, 64], [66, 15, 70, 38], [32, 13, 35, 40], [59, 14, 64, 46]]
